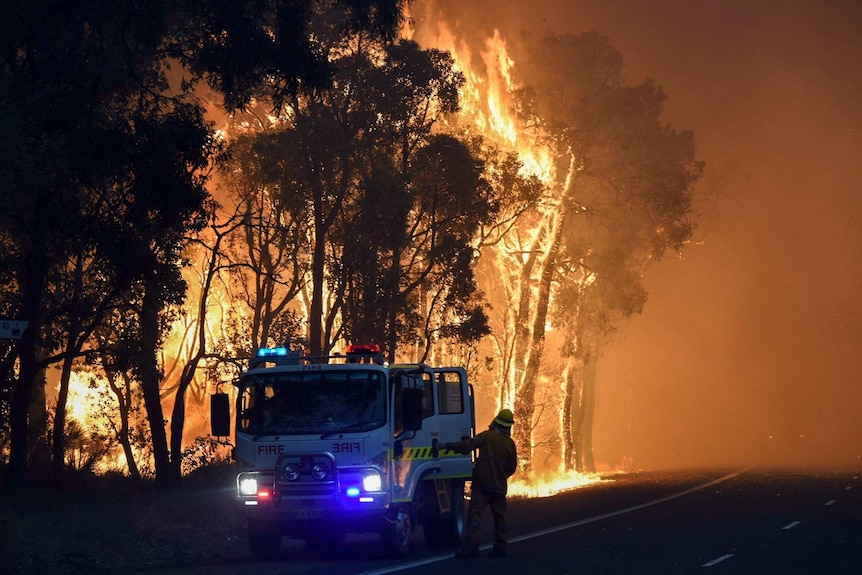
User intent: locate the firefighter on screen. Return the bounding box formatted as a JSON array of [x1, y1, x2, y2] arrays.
[[445, 408, 518, 558]]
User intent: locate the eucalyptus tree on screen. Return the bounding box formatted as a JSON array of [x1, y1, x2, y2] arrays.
[[504, 32, 703, 471], [219, 132, 311, 352], [340, 133, 498, 362], [335, 40, 482, 360], [240, 10, 495, 360]]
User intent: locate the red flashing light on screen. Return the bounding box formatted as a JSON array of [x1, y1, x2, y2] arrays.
[[257, 489, 271, 499], [345, 344, 380, 354]]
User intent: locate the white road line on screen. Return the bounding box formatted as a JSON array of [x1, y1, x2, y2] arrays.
[[824, 499, 836, 506], [356, 469, 749, 575], [782, 520, 801, 530], [702, 553, 734, 567]]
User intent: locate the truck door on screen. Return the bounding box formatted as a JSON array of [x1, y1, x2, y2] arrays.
[[432, 367, 474, 449]]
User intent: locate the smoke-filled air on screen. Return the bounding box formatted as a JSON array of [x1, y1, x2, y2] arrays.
[[2, 0, 860, 493]]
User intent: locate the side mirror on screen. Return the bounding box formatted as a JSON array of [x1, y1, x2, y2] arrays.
[[210, 393, 231, 437]]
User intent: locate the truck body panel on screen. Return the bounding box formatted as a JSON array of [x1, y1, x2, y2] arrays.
[[223, 347, 475, 559]]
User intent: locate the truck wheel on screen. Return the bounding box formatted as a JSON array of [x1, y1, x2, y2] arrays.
[[421, 478, 465, 547], [248, 519, 282, 561], [381, 508, 411, 557], [442, 480, 466, 547]]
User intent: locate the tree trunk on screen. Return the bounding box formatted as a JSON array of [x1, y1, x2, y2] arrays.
[[309, 202, 326, 357], [28, 360, 49, 471], [7, 227, 48, 488], [52, 343, 76, 485], [578, 352, 597, 473], [513, 224, 560, 472], [114, 374, 141, 480], [508, 237, 539, 466], [562, 355, 577, 471], [139, 274, 173, 486], [169, 377, 192, 480], [512, 233, 540, 393]]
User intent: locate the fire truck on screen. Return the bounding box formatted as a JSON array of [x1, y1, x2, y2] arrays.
[[211, 344, 475, 560]]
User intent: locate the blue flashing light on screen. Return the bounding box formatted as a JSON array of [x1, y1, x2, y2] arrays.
[[346, 486, 360, 497], [257, 347, 288, 358]]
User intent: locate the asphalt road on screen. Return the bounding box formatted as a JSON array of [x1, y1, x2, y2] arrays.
[[144, 466, 862, 575]]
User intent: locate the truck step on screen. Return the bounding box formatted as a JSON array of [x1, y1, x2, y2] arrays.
[[434, 478, 450, 513]]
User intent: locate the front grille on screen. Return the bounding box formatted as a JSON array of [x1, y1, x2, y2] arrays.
[[275, 453, 337, 496]]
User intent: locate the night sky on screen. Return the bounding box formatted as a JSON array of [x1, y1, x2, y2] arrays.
[[417, 0, 862, 470]]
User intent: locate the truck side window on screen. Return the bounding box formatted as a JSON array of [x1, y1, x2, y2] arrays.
[[393, 379, 403, 437], [437, 372, 463, 414], [422, 373, 434, 419]]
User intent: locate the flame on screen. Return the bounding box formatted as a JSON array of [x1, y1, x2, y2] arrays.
[[63, 370, 131, 473], [508, 471, 604, 499], [64, 371, 96, 425], [413, 13, 553, 183]]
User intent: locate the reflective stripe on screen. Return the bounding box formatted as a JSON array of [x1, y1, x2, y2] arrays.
[[398, 446, 463, 460]]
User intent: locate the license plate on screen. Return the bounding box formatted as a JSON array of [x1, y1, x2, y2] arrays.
[[287, 508, 322, 519]]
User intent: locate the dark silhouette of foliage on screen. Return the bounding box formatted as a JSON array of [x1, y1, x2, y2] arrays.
[[0, 0, 406, 487]]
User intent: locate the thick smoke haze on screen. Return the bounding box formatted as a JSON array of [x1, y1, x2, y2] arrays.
[[416, 0, 862, 470]]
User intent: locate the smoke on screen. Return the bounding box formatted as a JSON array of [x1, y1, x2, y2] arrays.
[[576, 0, 862, 470], [414, 0, 862, 470]]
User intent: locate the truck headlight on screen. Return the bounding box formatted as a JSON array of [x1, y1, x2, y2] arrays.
[[362, 470, 382, 492], [283, 463, 301, 481], [311, 462, 329, 480], [238, 474, 259, 496]]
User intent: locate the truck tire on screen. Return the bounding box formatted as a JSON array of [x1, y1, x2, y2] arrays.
[[248, 519, 282, 561], [442, 479, 466, 547], [422, 479, 466, 547], [381, 507, 411, 557]]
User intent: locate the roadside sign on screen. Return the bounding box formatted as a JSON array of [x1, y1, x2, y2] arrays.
[[0, 319, 29, 339]]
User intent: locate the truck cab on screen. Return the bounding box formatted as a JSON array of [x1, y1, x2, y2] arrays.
[[212, 345, 475, 560]]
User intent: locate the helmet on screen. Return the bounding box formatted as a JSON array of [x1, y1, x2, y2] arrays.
[[493, 409, 515, 428]]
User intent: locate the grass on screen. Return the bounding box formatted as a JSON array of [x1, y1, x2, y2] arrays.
[[0, 463, 248, 574]]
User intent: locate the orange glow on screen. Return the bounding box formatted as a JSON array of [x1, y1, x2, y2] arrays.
[[62, 371, 132, 473], [64, 371, 96, 425], [509, 471, 604, 499]]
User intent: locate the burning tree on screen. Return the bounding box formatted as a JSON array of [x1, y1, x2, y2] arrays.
[[512, 32, 703, 472], [412, 3, 703, 474]]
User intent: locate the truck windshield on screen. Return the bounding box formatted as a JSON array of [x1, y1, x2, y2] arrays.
[[238, 369, 386, 436]]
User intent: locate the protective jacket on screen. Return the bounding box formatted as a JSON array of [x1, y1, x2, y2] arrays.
[[448, 426, 517, 494]]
